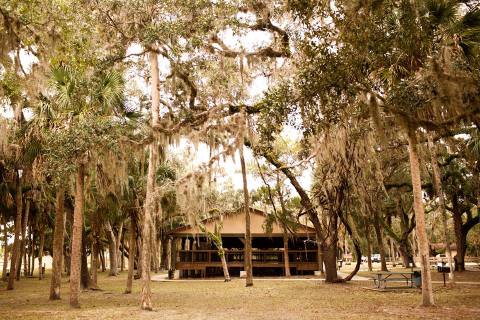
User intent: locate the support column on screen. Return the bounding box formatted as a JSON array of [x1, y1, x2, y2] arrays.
[[169, 236, 177, 279]]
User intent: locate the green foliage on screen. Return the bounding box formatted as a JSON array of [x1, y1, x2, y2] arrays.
[[425, 0, 458, 27], [156, 163, 177, 184]]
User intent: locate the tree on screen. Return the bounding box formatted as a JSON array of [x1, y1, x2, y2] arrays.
[[239, 135, 253, 287], [139, 50, 161, 310], [41, 62, 130, 307], [69, 163, 85, 308], [427, 134, 455, 283], [285, 0, 480, 305], [199, 221, 231, 282]]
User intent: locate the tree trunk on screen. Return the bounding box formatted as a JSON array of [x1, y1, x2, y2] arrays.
[[283, 233, 291, 277], [323, 212, 338, 282], [2, 216, 8, 281], [49, 188, 65, 299], [90, 212, 100, 288], [141, 141, 155, 309], [100, 249, 106, 272], [30, 226, 35, 277], [219, 247, 231, 282], [69, 163, 85, 308], [150, 221, 158, 273], [317, 241, 324, 275], [427, 134, 455, 283], [125, 212, 137, 294], [80, 227, 91, 289], [121, 237, 125, 272], [389, 238, 396, 267], [406, 127, 434, 306], [64, 243, 71, 276], [323, 244, 338, 282], [397, 239, 414, 267], [140, 50, 160, 311], [160, 236, 168, 270], [136, 236, 143, 279], [17, 198, 30, 280], [26, 226, 31, 277], [338, 213, 361, 281], [366, 223, 372, 272], [276, 182, 291, 278], [7, 172, 22, 290], [106, 221, 118, 276], [373, 213, 388, 271], [91, 238, 99, 288], [451, 194, 466, 271], [38, 221, 45, 280], [239, 143, 253, 287], [115, 221, 124, 272]]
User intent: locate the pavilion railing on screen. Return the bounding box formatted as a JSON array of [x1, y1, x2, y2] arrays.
[[177, 249, 318, 264]]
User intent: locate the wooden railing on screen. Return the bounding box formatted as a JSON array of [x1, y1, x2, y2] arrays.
[[177, 249, 318, 264]]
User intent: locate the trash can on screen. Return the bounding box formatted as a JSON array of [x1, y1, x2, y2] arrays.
[[437, 263, 450, 273], [412, 271, 421, 288]]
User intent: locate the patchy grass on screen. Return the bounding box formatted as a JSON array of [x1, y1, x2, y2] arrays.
[[1, 272, 479, 319]]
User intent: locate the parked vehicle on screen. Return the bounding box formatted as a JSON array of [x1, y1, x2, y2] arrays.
[[361, 254, 381, 263]]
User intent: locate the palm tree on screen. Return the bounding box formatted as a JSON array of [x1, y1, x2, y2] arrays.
[[141, 50, 161, 311], [45, 63, 125, 307], [0, 163, 14, 282], [239, 141, 253, 287], [396, 2, 480, 305]]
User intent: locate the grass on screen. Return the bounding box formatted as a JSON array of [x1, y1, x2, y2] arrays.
[[0, 271, 479, 319]]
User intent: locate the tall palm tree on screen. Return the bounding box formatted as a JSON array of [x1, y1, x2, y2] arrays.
[[46, 64, 125, 307], [141, 50, 161, 311]]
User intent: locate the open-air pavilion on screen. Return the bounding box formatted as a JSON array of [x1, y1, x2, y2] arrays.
[[169, 208, 320, 278]]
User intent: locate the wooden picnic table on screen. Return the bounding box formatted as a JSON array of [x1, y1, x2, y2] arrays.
[[372, 271, 419, 289]]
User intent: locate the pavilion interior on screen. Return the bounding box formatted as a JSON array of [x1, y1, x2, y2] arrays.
[[176, 235, 319, 277]]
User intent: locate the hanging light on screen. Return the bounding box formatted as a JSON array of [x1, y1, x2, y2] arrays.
[[18, 169, 23, 178]]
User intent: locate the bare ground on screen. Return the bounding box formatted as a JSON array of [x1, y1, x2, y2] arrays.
[[0, 271, 479, 320]]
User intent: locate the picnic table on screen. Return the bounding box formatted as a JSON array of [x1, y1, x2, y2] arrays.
[[371, 271, 420, 289]]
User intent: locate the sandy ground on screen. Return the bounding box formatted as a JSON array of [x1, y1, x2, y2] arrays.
[[1, 270, 480, 320]]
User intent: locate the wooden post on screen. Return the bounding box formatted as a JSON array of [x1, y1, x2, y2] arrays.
[[169, 237, 176, 279]]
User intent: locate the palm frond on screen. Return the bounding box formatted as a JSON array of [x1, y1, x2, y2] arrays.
[[455, 7, 480, 57], [425, 0, 458, 26], [96, 70, 124, 114]]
